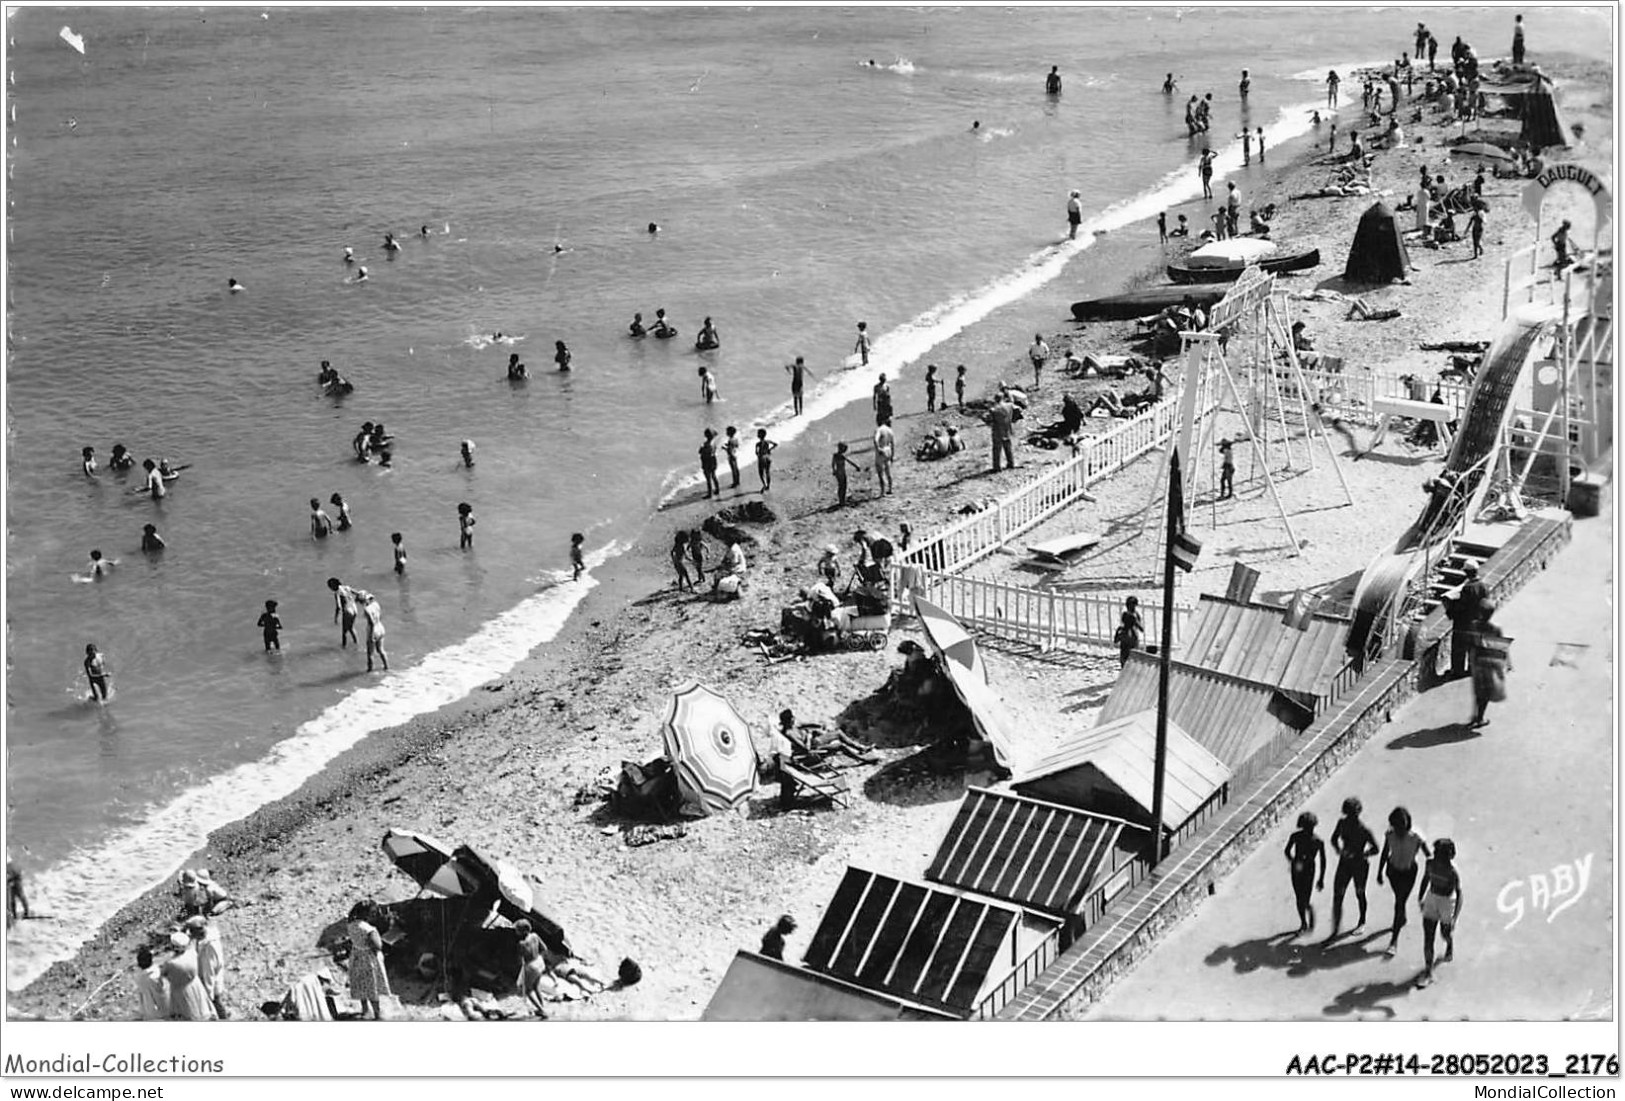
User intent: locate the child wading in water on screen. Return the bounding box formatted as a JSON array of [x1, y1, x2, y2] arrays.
[[853, 321, 871, 366], [84, 643, 111, 702], [955, 364, 967, 410], [391, 532, 407, 574], [457, 503, 476, 549], [1284, 811, 1326, 934], [571, 533, 585, 581], [257, 600, 282, 651]]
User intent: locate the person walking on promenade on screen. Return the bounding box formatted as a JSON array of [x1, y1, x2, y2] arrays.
[[1469, 614, 1512, 728], [699, 428, 721, 498], [989, 390, 1017, 473], [1284, 812, 1326, 934], [1444, 560, 1490, 676], [1415, 838, 1462, 987], [1377, 806, 1429, 958], [1325, 797, 1379, 941], [831, 442, 861, 507], [1114, 596, 1144, 667]]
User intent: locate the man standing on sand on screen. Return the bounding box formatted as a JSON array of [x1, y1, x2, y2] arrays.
[[1066, 189, 1082, 240], [1029, 334, 1050, 390], [785, 356, 813, 416], [1225, 181, 1242, 238], [989, 390, 1017, 473], [831, 442, 861, 507], [873, 417, 896, 496]]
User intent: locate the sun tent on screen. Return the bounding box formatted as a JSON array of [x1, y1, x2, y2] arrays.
[[1343, 201, 1411, 284], [1519, 86, 1574, 150], [801, 866, 1030, 1018], [925, 787, 1137, 919], [1011, 710, 1231, 834]]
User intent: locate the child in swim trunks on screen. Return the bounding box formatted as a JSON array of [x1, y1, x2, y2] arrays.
[[458, 503, 476, 549], [854, 321, 871, 366], [257, 600, 282, 651], [84, 643, 110, 701], [392, 532, 407, 574], [755, 429, 776, 492]]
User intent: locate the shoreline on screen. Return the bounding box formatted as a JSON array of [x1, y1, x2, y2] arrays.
[[7, 55, 1612, 1019]]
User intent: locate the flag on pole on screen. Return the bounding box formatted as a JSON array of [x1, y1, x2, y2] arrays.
[[1168, 451, 1203, 573]]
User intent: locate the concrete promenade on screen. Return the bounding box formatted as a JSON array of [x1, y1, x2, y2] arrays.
[[1086, 502, 1615, 1021]]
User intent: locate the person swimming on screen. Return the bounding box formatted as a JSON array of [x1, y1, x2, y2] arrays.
[[81, 446, 97, 476], [355, 266, 369, 282], [554, 341, 572, 371], [652, 308, 676, 339], [158, 458, 187, 481], [141, 523, 166, 552], [460, 440, 476, 467], [420, 224, 430, 238], [506, 353, 528, 380], [695, 316, 720, 350], [139, 458, 166, 499], [343, 247, 355, 265], [383, 233, 401, 253], [108, 443, 134, 472], [227, 278, 244, 293], [629, 312, 647, 338], [368, 423, 393, 453], [647, 222, 660, 234], [317, 360, 354, 395]]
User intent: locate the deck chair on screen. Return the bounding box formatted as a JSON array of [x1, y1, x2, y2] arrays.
[[777, 761, 851, 809]]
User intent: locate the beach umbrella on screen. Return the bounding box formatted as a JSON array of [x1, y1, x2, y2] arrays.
[[381, 827, 482, 899], [661, 683, 758, 815], [449, 845, 570, 955], [912, 594, 988, 685]]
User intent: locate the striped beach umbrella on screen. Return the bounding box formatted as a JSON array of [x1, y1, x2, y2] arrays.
[[380, 827, 483, 898], [912, 594, 988, 685], [661, 683, 758, 815]]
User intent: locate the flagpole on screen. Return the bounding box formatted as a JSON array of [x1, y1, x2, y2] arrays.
[[1149, 450, 1181, 870]]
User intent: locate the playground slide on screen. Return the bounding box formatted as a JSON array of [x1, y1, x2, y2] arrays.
[[1348, 313, 1558, 657]]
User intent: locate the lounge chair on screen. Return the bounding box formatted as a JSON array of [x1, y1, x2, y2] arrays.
[[777, 761, 851, 810]]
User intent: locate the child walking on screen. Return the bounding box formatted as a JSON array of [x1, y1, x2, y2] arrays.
[[84, 643, 111, 702], [257, 600, 283, 651], [755, 429, 777, 492], [570, 533, 585, 581]]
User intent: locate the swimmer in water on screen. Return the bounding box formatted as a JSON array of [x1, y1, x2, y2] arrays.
[[158, 458, 187, 481], [361, 592, 389, 671], [972, 120, 980, 131], [228, 278, 244, 293], [506, 353, 528, 380], [353, 422, 374, 462], [109, 443, 134, 472], [695, 316, 720, 350], [699, 366, 719, 404], [652, 308, 676, 339], [554, 340, 572, 371], [457, 502, 476, 550], [392, 532, 407, 574], [383, 232, 401, 253], [87, 549, 116, 577], [310, 497, 334, 540], [84, 643, 110, 702], [460, 440, 476, 467], [141, 523, 166, 552], [344, 247, 355, 265], [81, 446, 97, 476], [140, 458, 166, 500], [420, 224, 430, 238], [369, 423, 393, 453], [647, 222, 660, 234], [629, 312, 647, 338], [329, 492, 353, 532], [257, 599, 282, 651], [355, 266, 369, 282], [376, 448, 394, 469]]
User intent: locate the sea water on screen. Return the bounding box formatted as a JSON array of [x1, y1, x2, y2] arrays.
[[4, 5, 1610, 988]]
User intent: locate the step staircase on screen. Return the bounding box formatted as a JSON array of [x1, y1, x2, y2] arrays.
[[1416, 538, 1497, 616]]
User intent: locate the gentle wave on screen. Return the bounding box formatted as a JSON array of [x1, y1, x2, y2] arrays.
[[5, 540, 624, 992]]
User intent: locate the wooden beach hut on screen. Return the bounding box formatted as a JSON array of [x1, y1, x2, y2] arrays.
[[702, 951, 957, 1021], [1175, 594, 1358, 714]]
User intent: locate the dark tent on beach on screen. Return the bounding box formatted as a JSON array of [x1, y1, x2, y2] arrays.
[[1519, 86, 1574, 150], [1343, 202, 1411, 284]]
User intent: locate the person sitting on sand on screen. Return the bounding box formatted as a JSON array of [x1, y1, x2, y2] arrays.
[[1249, 208, 1272, 237], [712, 538, 748, 599]]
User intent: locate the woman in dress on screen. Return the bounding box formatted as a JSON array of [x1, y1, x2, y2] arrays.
[[1415, 838, 1462, 987], [1282, 811, 1326, 934], [346, 901, 392, 1020], [1377, 806, 1430, 958], [161, 932, 217, 1020]]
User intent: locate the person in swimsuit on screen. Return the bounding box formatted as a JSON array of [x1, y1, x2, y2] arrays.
[[353, 423, 375, 462], [853, 321, 870, 365], [141, 459, 167, 500], [1326, 70, 1340, 108], [699, 429, 721, 498], [257, 600, 282, 651], [361, 592, 388, 671], [1162, 73, 1177, 94], [925, 363, 940, 412], [108, 443, 134, 472], [81, 446, 97, 476], [460, 440, 476, 468], [328, 577, 360, 648], [1378, 806, 1430, 958], [329, 492, 353, 532], [457, 502, 476, 549], [652, 308, 676, 338], [554, 340, 572, 371], [873, 417, 896, 496], [1045, 65, 1061, 95], [687, 527, 706, 583], [383, 232, 401, 253], [343, 247, 355, 265], [1238, 68, 1250, 98], [1416, 838, 1462, 987], [570, 532, 585, 581], [87, 549, 116, 578], [1283, 811, 1326, 934], [228, 278, 244, 293], [955, 364, 967, 409], [831, 442, 861, 507], [785, 356, 814, 416], [1326, 796, 1379, 941], [755, 429, 776, 492], [391, 532, 407, 574], [506, 353, 528, 380], [723, 426, 741, 488], [696, 317, 720, 350], [699, 366, 720, 404], [1198, 148, 1214, 201], [309, 498, 334, 540], [84, 643, 110, 701], [670, 531, 693, 591], [629, 312, 647, 338], [1114, 596, 1144, 667], [141, 523, 166, 553]]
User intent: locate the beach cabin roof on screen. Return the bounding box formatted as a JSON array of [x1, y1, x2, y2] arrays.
[[1101, 652, 1313, 770], [926, 788, 1137, 918], [1178, 594, 1352, 702], [802, 866, 1022, 1017], [702, 951, 957, 1022], [1013, 710, 1231, 827]]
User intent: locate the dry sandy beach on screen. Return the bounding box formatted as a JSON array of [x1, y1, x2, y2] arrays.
[[7, 56, 1612, 1024]]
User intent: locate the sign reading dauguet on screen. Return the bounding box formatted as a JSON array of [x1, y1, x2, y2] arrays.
[[1523, 163, 1613, 228]]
